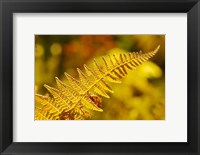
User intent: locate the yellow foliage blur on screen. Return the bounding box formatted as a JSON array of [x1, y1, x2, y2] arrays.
[[35, 35, 165, 120]]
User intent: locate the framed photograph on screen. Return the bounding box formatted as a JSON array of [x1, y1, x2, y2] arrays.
[[0, 0, 199, 154]]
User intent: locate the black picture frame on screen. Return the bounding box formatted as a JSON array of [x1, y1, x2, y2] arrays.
[[0, 0, 199, 154]]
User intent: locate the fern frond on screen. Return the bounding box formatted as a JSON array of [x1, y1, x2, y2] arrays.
[[81, 45, 160, 98], [35, 45, 160, 120], [55, 77, 103, 112]]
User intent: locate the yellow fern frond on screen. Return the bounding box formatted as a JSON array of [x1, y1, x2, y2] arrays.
[[55, 77, 103, 112], [80, 45, 160, 98], [35, 45, 160, 120]]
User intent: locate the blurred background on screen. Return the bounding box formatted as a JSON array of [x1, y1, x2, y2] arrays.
[[35, 35, 165, 120]]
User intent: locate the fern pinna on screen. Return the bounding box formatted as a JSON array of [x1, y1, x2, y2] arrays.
[[35, 45, 160, 120]]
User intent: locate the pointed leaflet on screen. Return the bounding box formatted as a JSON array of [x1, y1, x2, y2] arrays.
[[55, 77, 79, 103], [64, 72, 87, 94], [84, 64, 110, 98], [35, 94, 62, 117], [44, 84, 72, 111], [93, 59, 114, 93]]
